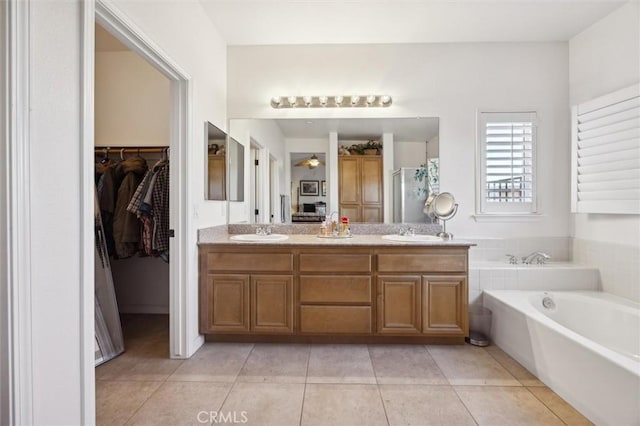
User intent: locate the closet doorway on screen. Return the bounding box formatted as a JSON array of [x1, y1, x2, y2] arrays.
[[87, 0, 191, 373]]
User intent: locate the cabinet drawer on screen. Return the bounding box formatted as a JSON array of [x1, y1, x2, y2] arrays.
[[299, 254, 371, 273], [299, 276, 371, 303], [299, 306, 372, 334], [206, 252, 293, 272], [377, 253, 466, 273]]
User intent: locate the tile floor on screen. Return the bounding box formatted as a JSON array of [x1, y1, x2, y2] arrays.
[[96, 315, 593, 426]]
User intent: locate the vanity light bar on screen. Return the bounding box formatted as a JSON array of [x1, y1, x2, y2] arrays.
[[270, 95, 392, 108]]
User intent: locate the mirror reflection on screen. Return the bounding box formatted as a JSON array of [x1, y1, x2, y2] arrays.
[[206, 122, 227, 201], [227, 136, 245, 202], [291, 153, 327, 223], [228, 117, 438, 224]]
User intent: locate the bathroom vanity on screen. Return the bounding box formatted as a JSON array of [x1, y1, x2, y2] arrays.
[[199, 231, 472, 344]]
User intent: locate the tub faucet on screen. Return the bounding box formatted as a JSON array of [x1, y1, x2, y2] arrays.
[[522, 251, 551, 265]]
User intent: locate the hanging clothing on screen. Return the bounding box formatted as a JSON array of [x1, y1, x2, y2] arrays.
[[112, 156, 148, 258], [127, 158, 170, 261]]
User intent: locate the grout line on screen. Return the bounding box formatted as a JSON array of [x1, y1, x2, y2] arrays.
[[423, 344, 453, 386], [451, 385, 480, 426], [524, 387, 571, 426], [299, 344, 312, 426], [368, 345, 392, 426]]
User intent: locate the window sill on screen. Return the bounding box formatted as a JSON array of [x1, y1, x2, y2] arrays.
[[471, 213, 544, 223]]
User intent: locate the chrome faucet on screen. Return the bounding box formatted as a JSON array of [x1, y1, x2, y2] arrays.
[[506, 254, 518, 264], [522, 251, 551, 265], [399, 227, 415, 236]]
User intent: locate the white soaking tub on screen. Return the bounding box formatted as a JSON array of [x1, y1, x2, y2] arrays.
[[484, 290, 640, 425]]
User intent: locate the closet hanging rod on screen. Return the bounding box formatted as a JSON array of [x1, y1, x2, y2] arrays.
[[95, 146, 169, 154]]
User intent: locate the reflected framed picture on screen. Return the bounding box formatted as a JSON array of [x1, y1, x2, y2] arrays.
[[300, 180, 319, 196], [321, 180, 326, 196]]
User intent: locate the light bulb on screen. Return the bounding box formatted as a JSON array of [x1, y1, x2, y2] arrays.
[[366, 95, 376, 105], [318, 96, 328, 106], [380, 95, 392, 106], [288, 96, 297, 106], [271, 96, 282, 107], [303, 96, 313, 106], [351, 96, 360, 106], [334, 96, 344, 106]]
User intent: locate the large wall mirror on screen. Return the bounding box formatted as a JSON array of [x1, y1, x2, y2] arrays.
[[205, 122, 227, 200], [228, 117, 438, 224]]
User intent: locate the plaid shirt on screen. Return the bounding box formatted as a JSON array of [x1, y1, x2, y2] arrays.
[[152, 162, 170, 253]]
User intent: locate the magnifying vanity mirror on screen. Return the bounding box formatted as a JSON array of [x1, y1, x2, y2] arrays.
[[205, 122, 227, 201], [425, 192, 458, 240]]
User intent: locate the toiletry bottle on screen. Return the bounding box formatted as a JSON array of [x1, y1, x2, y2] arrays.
[[341, 216, 349, 235], [319, 220, 327, 236]]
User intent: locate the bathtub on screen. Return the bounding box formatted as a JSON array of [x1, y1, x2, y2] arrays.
[[484, 290, 640, 425]]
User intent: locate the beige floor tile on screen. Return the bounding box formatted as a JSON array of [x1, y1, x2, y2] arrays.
[[528, 386, 594, 425], [126, 381, 232, 426], [95, 380, 162, 426], [369, 345, 448, 385], [219, 382, 305, 426], [427, 344, 520, 386], [455, 386, 564, 425], [237, 343, 309, 383], [485, 345, 545, 387], [169, 343, 254, 382], [380, 384, 476, 426], [301, 384, 388, 426], [307, 344, 376, 384], [105, 356, 184, 381]]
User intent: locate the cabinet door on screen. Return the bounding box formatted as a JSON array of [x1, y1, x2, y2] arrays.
[[340, 204, 361, 222], [422, 275, 467, 336], [251, 275, 294, 333], [201, 274, 249, 333], [362, 205, 382, 223], [207, 155, 226, 200], [361, 157, 382, 204], [339, 157, 360, 204], [377, 275, 422, 334]]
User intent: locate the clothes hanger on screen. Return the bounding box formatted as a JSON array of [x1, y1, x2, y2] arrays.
[[100, 147, 110, 165], [120, 148, 125, 161]]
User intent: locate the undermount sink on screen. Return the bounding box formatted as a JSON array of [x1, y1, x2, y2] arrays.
[[381, 234, 442, 242], [230, 234, 289, 242]]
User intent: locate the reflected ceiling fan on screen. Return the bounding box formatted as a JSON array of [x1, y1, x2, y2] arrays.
[[294, 154, 325, 169]]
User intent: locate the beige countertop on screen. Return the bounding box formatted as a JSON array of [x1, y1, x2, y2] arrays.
[[198, 233, 475, 247]]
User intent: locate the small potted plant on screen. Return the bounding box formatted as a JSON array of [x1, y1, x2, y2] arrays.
[[361, 140, 382, 155]]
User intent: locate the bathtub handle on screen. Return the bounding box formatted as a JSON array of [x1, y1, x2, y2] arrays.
[[506, 254, 518, 264]]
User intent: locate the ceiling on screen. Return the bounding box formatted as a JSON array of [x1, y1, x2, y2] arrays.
[[273, 117, 439, 141], [200, 0, 624, 46]]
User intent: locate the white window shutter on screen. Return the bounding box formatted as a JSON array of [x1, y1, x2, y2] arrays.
[[478, 112, 537, 214], [571, 84, 640, 214]]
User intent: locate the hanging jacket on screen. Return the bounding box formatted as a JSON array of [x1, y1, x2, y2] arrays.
[[112, 156, 148, 258]]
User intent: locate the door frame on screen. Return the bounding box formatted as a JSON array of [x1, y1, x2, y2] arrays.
[[81, 0, 192, 422]]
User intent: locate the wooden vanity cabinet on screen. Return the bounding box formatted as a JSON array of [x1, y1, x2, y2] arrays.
[[199, 244, 469, 343], [199, 248, 294, 334]]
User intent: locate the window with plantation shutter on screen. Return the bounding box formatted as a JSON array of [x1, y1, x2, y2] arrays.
[[477, 112, 537, 214], [571, 84, 640, 214]]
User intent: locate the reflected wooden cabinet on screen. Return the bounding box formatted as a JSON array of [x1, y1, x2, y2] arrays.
[[339, 156, 383, 222], [207, 155, 226, 200]]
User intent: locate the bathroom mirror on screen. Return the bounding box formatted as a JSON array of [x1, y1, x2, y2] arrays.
[[228, 117, 438, 223], [205, 122, 227, 201], [227, 136, 245, 202]]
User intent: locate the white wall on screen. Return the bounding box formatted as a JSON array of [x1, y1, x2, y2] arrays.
[[0, 1, 7, 422], [95, 51, 170, 147], [23, 0, 227, 422], [228, 42, 571, 238], [569, 1, 640, 302], [394, 141, 428, 169]]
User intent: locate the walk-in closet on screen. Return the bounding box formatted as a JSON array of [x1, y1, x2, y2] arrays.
[[94, 23, 172, 367]]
